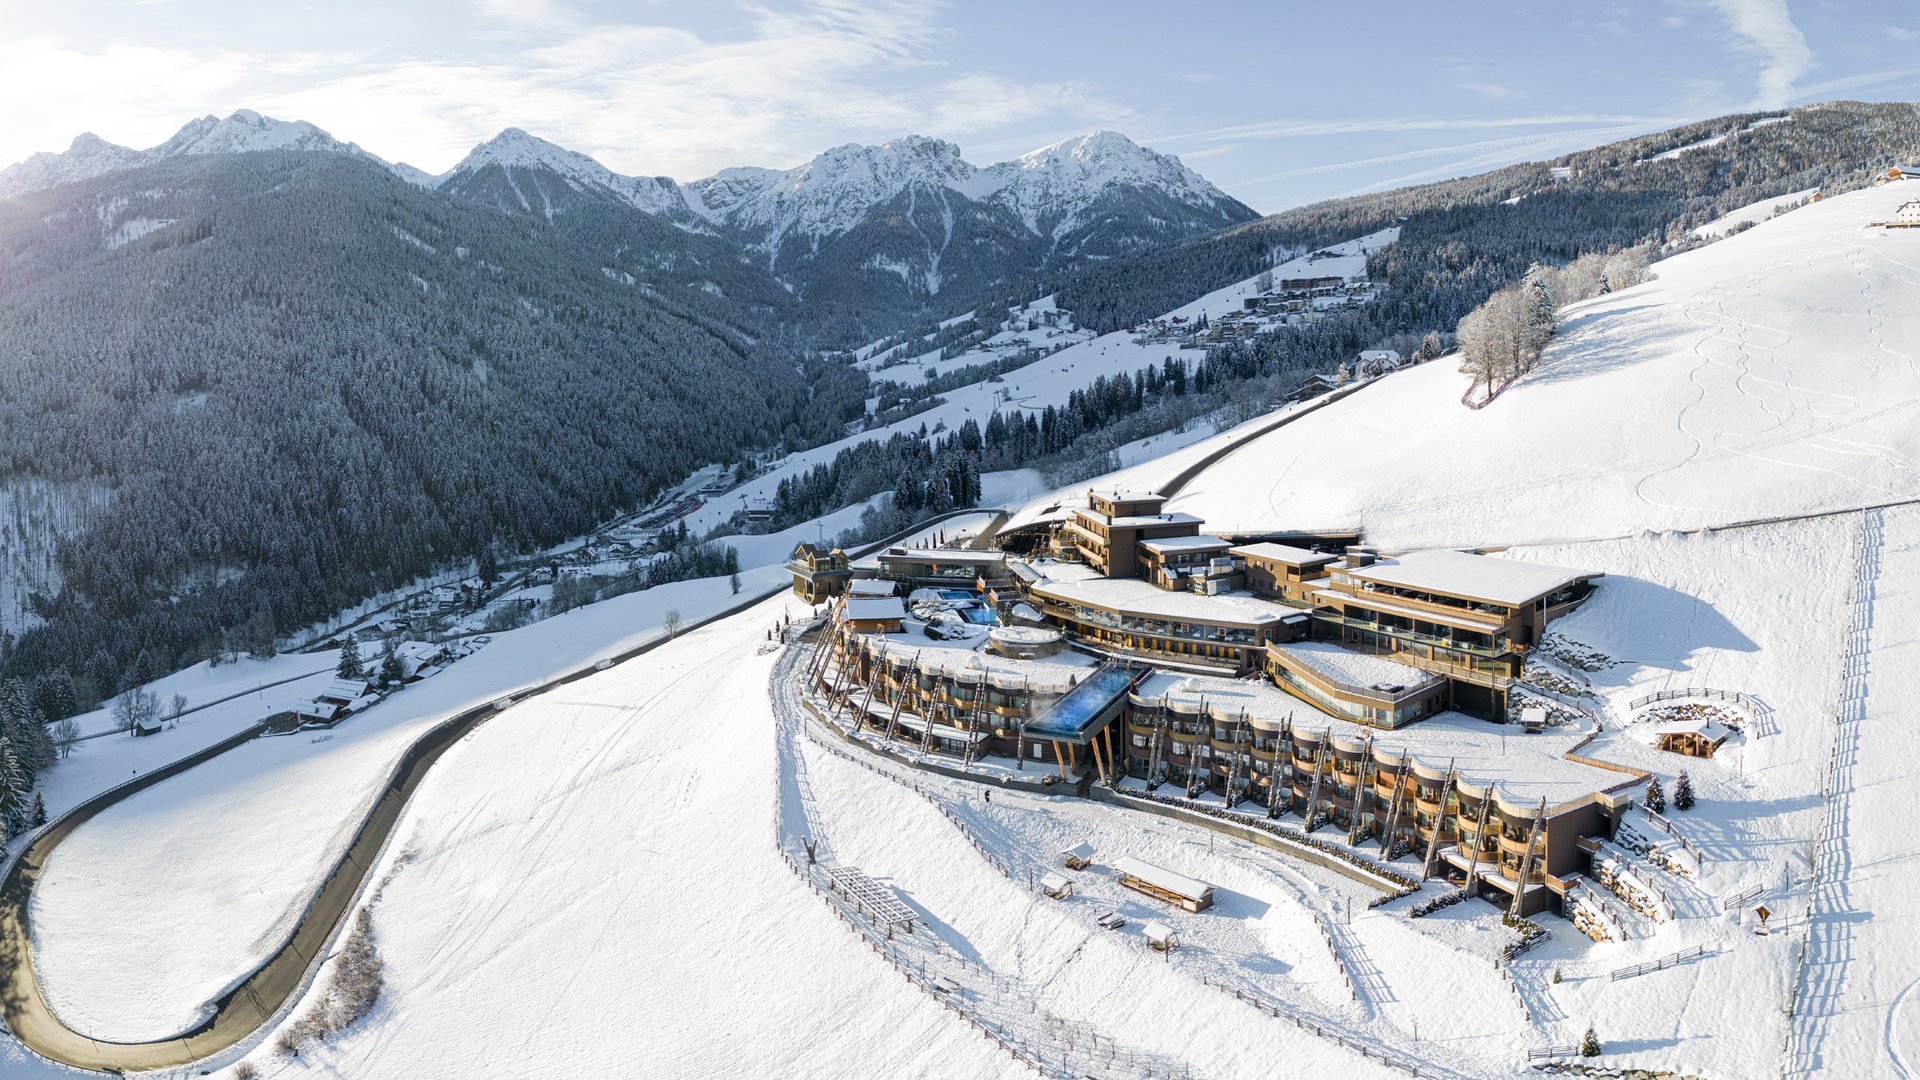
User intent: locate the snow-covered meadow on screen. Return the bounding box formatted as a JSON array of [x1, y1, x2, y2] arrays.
[[1168, 183, 1920, 547]]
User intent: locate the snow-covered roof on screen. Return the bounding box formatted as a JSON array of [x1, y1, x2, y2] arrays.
[[1105, 512, 1205, 529], [1138, 534, 1232, 555], [1653, 717, 1733, 742], [845, 597, 907, 622], [1029, 568, 1288, 627], [1143, 920, 1178, 944], [1062, 841, 1094, 860], [848, 625, 1097, 692], [847, 579, 897, 596], [1343, 549, 1598, 606], [1041, 872, 1071, 892], [317, 678, 372, 702], [1112, 857, 1213, 902], [1231, 542, 1338, 566], [1270, 640, 1443, 693], [878, 547, 1006, 565]]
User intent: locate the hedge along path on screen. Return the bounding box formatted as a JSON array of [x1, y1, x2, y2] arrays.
[[0, 507, 989, 1072]]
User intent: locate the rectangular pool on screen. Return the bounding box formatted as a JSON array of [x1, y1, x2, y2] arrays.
[[1025, 663, 1139, 742]]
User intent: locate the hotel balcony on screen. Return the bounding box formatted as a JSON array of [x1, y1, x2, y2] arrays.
[[1308, 611, 1518, 680], [1498, 831, 1543, 858]]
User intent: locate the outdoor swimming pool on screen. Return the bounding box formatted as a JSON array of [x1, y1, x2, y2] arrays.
[[1025, 662, 1140, 741]]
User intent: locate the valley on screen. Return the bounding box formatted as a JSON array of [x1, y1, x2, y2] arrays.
[[2, 77, 1919, 1080]]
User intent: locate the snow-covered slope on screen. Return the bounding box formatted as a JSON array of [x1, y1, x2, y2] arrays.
[[1168, 182, 1920, 546], [0, 110, 389, 198]]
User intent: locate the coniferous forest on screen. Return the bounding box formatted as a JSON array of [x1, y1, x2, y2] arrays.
[[3, 99, 1917, 749]]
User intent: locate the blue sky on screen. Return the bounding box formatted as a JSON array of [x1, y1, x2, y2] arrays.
[[2, 0, 1915, 212]]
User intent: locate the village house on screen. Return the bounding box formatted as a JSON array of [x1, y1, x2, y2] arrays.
[[291, 678, 378, 729], [1878, 199, 1920, 228]]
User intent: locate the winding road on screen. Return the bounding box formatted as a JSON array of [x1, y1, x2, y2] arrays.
[[0, 509, 987, 1073]]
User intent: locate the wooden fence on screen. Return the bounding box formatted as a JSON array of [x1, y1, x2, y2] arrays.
[[1609, 943, 1708, 981]]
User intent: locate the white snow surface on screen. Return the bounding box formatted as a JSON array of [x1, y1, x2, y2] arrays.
[[1689, 186, 1820, 240], [1169, 183, 1920, 547], [26, 568, 789, 1042]]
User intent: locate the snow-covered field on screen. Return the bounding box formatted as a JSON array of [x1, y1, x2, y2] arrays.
[[1690, 186, 1820, 240], [10, 173, 1920, 1080], [205, 597, 1029, 1079], [25, 567, 791, 1043], [65, 651, 339, 739], [1169, 182, 1920, 547]]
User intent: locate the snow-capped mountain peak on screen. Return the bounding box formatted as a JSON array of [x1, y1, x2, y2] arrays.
[[980, 130, 1245, 237], [436, 127, 690, 219], [681, 129, 1251, 251], [158, 109, 362, 157], [0, 110, 386, 198], [687, 134, 978, 237]]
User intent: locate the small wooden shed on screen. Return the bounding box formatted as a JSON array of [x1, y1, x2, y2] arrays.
[[1060, 842, 1094, 870], [1654, 717, 1732, 758], [1041, 873, 1073, 900], [1113, 856, 1214, 913]]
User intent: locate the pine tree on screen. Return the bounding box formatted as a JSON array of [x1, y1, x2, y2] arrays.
[[1581, 1025, 1601, 1057], [379, 647, 404, 688], [1645, 776, 1667, 814], [337, 639, 364, 680], [0, 736, 27, 839], [35, 671, 77, 724], [1673, 770, 1696, 811], [477, 546, 499, 588], [30, 791, 46, 828]]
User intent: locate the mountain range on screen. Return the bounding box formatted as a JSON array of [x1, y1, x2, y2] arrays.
[[2, 112, 1256, 325], [7, 98, 1917, 714]]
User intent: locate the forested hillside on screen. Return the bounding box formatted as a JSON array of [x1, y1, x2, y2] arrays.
[[0, 151, 850, 699], [1055, 100, 1920, 339]]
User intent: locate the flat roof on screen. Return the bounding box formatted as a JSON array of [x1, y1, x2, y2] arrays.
[[1343, 549, 1599, 607], [1029, 563, 1288, 627], [1231, 542, 1339, 567], [878, 547, 1006, 565], [1271, 640, 1443, 693], [849, 625, 1098, 693], [847, 579, 897, 596], [1107, 512, 1204, 529], [1112, 857, 1213, 901], [845, 597, 907, 621], [1139, 534, 1232, 555]]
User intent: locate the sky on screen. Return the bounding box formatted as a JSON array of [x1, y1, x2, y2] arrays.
[[1, 0, 1916, 213]]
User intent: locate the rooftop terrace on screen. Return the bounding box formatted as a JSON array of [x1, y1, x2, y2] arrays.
[[1026, 561, 1290, 627], [1341, 549, 1599, 607]]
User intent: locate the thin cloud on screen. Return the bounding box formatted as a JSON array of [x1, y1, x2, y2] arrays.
[[1165, 114, 1670, 145], [2, 1, 1122, 180], [1708, 0, 1811, 108]]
